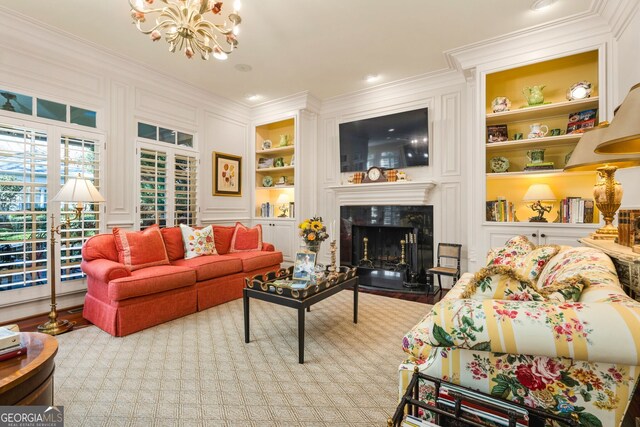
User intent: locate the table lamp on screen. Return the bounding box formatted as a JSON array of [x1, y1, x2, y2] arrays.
[[594, 82, 640, 252], [565, 123, 640, 240], [276, 193, 290, 218], [523, 184, 556, 222], [38, 174, 105, 335]]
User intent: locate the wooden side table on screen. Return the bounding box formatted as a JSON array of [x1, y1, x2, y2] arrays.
[[0, 332, 58, 405], [580, 238, 640, 299]]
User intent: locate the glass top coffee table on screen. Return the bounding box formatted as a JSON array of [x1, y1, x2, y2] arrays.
[[243, 266, 358, 364]]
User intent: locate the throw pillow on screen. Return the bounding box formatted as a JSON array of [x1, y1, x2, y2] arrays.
[[180, 224, 217, 260], [486, 235, 536, 268], [230, 223, 263, 252], [213, 225, 235, 255], [462, 266, 545, 301], [113, 224, 170, 271], [539, 278, 588, 303], [512, 245, 560, 282], [160, 226, 185, 261]]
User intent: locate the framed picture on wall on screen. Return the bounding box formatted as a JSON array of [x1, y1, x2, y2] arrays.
[[213, 152, 242, 196]]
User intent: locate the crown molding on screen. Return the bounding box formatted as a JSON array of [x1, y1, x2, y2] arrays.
[[320, 69, 464, 116], [0, 6, 250, 121], [249, 91, 320, 122]]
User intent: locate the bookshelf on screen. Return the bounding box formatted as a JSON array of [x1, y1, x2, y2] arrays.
[[255, 118, 296, 219], [484, 50, 601, 225]]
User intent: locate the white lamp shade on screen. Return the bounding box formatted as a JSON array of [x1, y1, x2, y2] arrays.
[[276, 193, 290, 205], [52, 175, 105, 203], [523, 184, 556, 201], [595, 82, 640, 154], [564, 123, 640, 171]]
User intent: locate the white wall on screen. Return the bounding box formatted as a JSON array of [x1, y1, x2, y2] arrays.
[[316, 73, 469, 286], [614, 6, 640, 208]]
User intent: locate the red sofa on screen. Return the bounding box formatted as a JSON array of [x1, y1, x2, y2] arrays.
[[81, 225, 283, 336]]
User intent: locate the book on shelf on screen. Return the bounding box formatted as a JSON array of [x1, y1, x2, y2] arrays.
[[0, 344, 28, 362], [618, 209, 640, 247], [288, 202, 295, 218], [486, 199, 514, 222], [524, 162, 555, 171], [559, 197, 594, 224], [567, 109, 597, 134]]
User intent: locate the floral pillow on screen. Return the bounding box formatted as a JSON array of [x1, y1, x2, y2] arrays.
[[486, 235, 535, 268], [463, 266, 586, 303], [462, 266, 544, 301], [539, 279, 587, 303], [180, 224, 217, 259], [512, 245, 560, 282]]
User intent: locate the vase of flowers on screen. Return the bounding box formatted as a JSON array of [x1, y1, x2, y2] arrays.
[[298, 216, 328, 253]]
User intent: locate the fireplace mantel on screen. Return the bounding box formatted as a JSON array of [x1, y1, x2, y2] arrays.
[[328, 181, 437, 206]]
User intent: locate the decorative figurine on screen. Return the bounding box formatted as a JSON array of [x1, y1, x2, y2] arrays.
[[528, 200, 553, 222], [491, 96, 512, 113]]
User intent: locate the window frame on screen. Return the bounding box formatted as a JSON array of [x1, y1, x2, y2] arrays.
[[136, 139, 199, 230], [0, 114, 106, 307]]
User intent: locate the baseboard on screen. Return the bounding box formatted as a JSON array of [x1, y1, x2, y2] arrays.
[[0, 291, 87, 324]]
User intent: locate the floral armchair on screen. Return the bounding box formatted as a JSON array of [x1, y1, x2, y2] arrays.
[[399, 238, 640, 427]]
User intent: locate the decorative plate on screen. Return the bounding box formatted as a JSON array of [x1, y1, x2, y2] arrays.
[[566, 81, 592, 101], [262, 139, 272, 150], [490, 156, 510, 173], [491, 97, 512, 113], [262, 175, 274, 187]]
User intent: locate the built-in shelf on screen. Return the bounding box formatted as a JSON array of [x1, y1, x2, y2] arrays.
[[486, 134, 581, 152], [255, 166, 295, 173], [486, 97, 599, 125], [256, 185, 295, 190], [486, 170, 595, 179], [484, 221, 598, 228], [256, 145, 295, 155]]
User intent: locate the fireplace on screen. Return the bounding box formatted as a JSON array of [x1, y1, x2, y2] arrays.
[[340, 205, 433, 291]]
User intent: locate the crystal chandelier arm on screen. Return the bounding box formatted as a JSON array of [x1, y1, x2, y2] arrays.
[[134, 18, 176, 35]]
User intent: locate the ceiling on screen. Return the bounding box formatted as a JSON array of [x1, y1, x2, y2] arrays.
[[1, 0, 596, 105]]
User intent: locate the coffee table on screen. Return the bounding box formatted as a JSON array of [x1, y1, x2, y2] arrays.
[[243, 267, 358, 364]]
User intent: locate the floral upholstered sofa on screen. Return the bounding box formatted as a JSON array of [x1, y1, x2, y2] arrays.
[[399, 236, 640, 427]]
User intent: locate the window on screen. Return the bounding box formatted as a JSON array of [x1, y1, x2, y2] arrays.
[[0, 124, 48, 291], [174, 154, 197, 225], [138, 146, 198, 229], [1, 88, 97, 128], [139, 148, 167, 229], [137, 121, 193, 148], [59, 135, 101, 282]]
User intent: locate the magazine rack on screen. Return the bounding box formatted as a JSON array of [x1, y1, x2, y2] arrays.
[[389, 367, 579, 427]]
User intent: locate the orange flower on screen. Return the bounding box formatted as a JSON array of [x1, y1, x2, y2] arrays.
[[307, 232, 316, 241]]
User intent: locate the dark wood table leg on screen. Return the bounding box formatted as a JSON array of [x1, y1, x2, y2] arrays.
[[243, 289, 250, 343], [306, 306, 311, 312], [354, 281, 358, 324], [298, 306, 305, 364]]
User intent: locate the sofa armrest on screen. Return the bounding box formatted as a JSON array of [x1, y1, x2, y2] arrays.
[[262, 242, 275, 252], [414, 297, 640, 365], [81, 259, 130, 283]]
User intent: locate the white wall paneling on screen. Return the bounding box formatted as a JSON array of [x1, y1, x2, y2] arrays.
[[201, 111, 250, 224]]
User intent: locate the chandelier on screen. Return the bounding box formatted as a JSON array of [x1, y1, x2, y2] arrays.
[[129, 0, 241, 60]]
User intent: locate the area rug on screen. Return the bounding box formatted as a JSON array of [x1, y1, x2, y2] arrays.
[[54, 291, 430, 426]]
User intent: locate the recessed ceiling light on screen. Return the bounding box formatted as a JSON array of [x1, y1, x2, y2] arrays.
[[245, 94, 261, 101], [531, 0, 557, 11], [388, 128, 395, 132], [235, 64, 253, 72], [364, 74, 380, 83]]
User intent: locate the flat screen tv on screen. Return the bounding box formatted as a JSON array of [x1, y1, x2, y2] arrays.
[[339, 108, 429, 173]]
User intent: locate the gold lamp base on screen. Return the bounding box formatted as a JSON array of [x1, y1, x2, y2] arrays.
[[591, 165, 622, 241], [591, 224, 619, 240], [37, 318, 74, 335]]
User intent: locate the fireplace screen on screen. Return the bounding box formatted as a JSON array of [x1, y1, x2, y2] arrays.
[[340, 205, 433, 290]]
